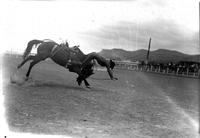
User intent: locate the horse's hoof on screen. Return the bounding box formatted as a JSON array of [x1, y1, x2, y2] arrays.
[[77, 81, 82, 86], [86, 85, 91, 88], [17, 64, 21, 69], [24, 77, 29, 81], [76, 79, 80, 86]]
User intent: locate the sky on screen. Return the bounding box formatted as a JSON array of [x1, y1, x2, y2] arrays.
[[0, 0, 199, 55]]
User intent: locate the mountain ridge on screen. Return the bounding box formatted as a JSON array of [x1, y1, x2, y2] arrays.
[[99, 48, 200, 63]]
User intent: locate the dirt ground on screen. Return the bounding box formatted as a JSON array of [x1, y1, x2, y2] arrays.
[[2, 55, 199, 138]]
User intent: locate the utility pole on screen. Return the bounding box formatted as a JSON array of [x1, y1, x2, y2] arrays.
[[146, 37, 151, 64]]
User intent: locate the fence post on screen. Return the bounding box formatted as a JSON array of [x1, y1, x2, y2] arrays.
[[176, 68, 179, 75], [186, 68, 189, 76], [167, 67, 169, 74], [198, 68, 200, 78], [158, 66, 161, 72]]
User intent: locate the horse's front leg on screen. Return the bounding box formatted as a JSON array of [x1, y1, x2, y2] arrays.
[[76, 76, 82, 86], [76, 75, 90, 88]]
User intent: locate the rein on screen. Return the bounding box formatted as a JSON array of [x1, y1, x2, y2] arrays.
[[50, 44, 60, 57]]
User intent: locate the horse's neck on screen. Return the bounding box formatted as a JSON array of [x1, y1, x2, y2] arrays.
[[75, 49, 86, 61], [78, 49, 84, 56], [78, 53, 87, 62]]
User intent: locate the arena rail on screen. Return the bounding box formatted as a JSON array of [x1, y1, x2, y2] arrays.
[[114, 61, 200, 79]]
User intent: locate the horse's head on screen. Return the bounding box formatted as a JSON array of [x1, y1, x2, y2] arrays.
[[71, 45, 85, 56], [71, 45, 80, 52], [68, 45, 86, 62]]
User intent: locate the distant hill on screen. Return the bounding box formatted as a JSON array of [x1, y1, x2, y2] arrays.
[[99, 48, 200, 63]]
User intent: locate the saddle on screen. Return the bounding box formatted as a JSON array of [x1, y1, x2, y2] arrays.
[[51, 44, 75, 58], [50, 44, 80, 68]]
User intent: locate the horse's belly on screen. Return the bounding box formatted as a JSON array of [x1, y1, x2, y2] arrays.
[[51, 51, 70, 66]]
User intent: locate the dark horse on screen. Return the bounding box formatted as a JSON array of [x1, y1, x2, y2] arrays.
[[17, 39, 117, 87]]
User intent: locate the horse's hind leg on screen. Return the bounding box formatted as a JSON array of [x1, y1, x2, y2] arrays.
[[17, 55, 35, 69], [25, 55, 45, 80]]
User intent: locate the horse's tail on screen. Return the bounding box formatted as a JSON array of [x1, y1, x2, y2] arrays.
[[22, 40, 43, 60]]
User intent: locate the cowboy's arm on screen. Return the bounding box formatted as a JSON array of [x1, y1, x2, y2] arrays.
[[82, 52, 117, 80], [106, 67, 114, 80]]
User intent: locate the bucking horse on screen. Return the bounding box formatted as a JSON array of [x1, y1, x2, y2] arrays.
[[17, 39, 117, 88]]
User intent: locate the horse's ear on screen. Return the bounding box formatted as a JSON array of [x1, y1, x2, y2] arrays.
[[65, 40, 69, 47]]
